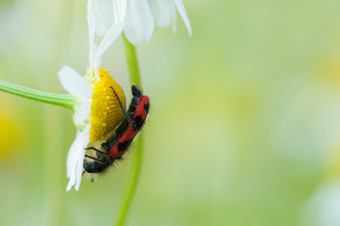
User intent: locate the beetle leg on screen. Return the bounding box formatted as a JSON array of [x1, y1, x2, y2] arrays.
[[85, 146, 108, 155], [85, 155, 105, 163]]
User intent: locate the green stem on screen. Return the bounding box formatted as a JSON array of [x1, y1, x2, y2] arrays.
[[113, 35, 143, 226], [122, 34, 141, 87], [0, 80, 77, 112]]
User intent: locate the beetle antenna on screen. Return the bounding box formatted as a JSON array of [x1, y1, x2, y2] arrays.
[[110, 86, 128, 120]]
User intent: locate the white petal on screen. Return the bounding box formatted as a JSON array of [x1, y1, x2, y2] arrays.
[[174, 0, 192, 36], [94, 22, 124, 79], [94, 64, 100, 81], [95, 22, 123, 60], [124, 0, 154, 45], [66, 132, 82, 190], [149, 0, 173, 28], [73, 99, 92, 129], [66, 123, 91, 191], [58, 66, 93, 98], [87, 15, 96, 70], [87, 0, 114, 36], [113, 0, 127, 23], [66, 177, 76, 192]]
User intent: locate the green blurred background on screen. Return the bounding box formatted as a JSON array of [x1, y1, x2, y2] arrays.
[[1, 0, 340, 225]]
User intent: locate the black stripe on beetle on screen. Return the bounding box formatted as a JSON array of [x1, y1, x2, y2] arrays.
[[117, 139, 133, 152], [144, 103, 149, 113], [133, 116, 143, 131]]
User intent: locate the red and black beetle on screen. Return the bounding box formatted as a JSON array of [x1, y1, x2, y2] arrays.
[[83, 84, 149, 174]]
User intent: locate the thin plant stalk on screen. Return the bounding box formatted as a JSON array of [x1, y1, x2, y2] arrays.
[[113, 34, 143, 226], [0, 80, 76, 112]]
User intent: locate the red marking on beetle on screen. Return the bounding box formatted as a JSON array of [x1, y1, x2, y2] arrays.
[[109, 96, 149, 158]]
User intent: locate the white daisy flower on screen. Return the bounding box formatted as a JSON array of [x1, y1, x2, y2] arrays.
[[58, 1, 127, 191], [88, 0, 192, 45]]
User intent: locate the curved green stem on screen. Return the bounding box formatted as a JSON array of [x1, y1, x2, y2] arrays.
[[114, 137, 143, 226], [122, 34, 141, 87], [113, 35, 143, 226], [0, 80, 77, 112]]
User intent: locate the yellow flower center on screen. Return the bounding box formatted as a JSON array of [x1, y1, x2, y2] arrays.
[[90, 68, 126, 142]]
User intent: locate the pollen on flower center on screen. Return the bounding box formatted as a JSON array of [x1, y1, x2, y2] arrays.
[[90, 68, 126, 142]]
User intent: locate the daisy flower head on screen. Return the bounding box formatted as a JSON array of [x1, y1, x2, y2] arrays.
[[58, 1, 127, 191], [88, 0, 192, 45]]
